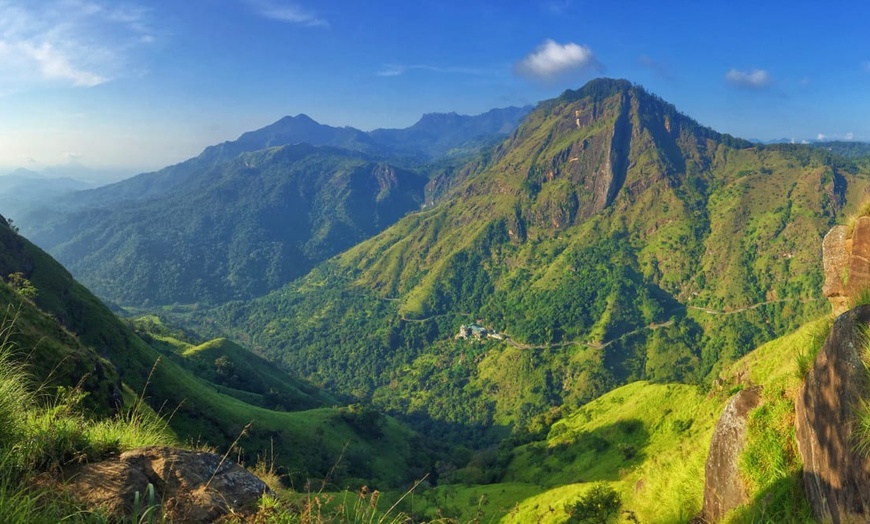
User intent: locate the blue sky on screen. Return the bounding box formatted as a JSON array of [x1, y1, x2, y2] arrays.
[[1, 0, 869, 179]]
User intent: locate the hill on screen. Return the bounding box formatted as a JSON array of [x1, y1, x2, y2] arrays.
[[0, 214, 428, 490], [370, 106, 531, 158], [23, 145, 428, 306], [14, 108, 527, 308], [185, 79, 870, 446], [403, 316, 830, 522]]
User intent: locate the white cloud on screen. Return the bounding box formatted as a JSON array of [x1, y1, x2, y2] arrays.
[[515, 39, 598, 81], [246, 0, 327, 28], [0, 1, 155, 88], [817, 133, 827, 141], [724, 68, 771, 90], [846, 132, 855, 140], [22, 42, 106, 86]]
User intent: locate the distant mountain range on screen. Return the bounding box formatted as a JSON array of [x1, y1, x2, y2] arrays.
[[14, 106, 530, 306]]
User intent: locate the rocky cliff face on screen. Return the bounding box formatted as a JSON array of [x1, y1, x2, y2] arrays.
[[795, 305, 870, 523], [701, 386, 763, 522], [823, 216, 870, 316]]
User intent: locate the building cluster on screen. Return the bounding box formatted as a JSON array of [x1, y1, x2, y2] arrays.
[[455, 323, 504, 341]]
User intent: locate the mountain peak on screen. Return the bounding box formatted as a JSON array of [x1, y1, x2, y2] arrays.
[[559, 77, 635, 104]]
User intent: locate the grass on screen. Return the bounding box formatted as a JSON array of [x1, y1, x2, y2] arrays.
[[0, 317, 174, 522], [851, 325, 870, 458], [410, 316, 833, 524]]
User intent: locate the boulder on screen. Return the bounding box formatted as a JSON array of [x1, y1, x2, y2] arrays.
[[701, 386, 763, 522], [63, 446, 270, 523], [795, 305, 870, 523]]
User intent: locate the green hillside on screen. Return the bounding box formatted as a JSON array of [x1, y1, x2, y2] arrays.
[[403, 316, 829, 523], [23, 144, 429, 306], [0, 216, 427, 491], [189, 79, 869, 447]]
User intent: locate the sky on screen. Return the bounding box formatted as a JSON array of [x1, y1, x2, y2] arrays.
[[1, 0, 869, 180]]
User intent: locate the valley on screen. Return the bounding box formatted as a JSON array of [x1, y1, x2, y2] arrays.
[[3, 77, 870, 522]]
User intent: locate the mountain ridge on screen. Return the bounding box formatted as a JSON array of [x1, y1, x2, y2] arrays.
[[182, 79, 867, 447]]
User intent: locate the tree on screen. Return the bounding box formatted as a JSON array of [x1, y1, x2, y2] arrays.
[[565, 483, 622, 524]]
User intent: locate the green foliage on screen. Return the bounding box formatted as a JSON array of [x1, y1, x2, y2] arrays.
[[5, 273, 36, 299], [166, 81, 853, 458], [731, 394, 813, 523], [28, 145, 429, 307], [852, 326, 870, 457], [565, 483, 622, 524], [852, 287, 870, 308]]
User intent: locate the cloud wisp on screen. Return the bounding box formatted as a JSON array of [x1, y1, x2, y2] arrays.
[[725, 68, 771, 90], [377, 64, 491, 77], [0, 1, 155, 88], [515, 39, 599, 81], [246, 0, 328, 28]]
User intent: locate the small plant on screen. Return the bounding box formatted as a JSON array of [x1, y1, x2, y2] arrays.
[[5, 273, 37, 300], [852, 327, 870, 457], [132, 483, 162, 524], [851, 288, 870, 309], [794, 319, 831, 379]]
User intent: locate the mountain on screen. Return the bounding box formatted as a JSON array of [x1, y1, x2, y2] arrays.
[[0, 171, 93, 223], [812, 140, 870, 159], [182, 78, 870, 446], [13, 106, 530, 307], [370, 106, 532, 158], [199, 114, 379, 163], [0, 214, 428, 489], [24, 144, 428, 306]]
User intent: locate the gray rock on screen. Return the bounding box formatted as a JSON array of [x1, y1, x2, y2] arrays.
[[701, 386, 763, 522]]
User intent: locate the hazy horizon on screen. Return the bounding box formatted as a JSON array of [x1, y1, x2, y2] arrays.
[[2, 0, 869, 175]]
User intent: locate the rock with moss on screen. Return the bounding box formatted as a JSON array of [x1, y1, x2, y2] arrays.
[[701, 386, 762, 522]]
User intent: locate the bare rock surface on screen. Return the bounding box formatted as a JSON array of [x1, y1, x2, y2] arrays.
[[824, 225, 849, 315], [701, 386, 763, 522], [795, 305, 870, 523], [64, 446, 269, 523], [847, 217, 870, 303]]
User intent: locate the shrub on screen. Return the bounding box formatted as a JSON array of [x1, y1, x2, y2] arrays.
[[565, 483, 622, 524]]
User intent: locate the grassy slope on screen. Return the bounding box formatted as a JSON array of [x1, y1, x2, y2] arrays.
[[406, 316, 830, 523], [131, 315, 338, 411], [0, 221, 427, 490]]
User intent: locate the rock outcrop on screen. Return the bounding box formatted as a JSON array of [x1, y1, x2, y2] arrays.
[[701, 386, 763, 522], [64, 446, 270, 523], [824, 217, 870, 316], [795, 305, 870, 523], [824, 225, 850, 315]]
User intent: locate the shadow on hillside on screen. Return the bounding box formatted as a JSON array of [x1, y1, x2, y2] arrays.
[[507, 418, 651, 486]]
